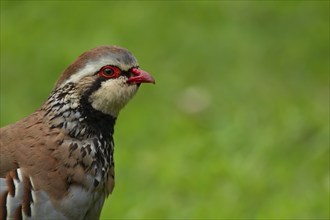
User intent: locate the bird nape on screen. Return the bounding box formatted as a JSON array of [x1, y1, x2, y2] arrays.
[[0, 45, 155, 219]]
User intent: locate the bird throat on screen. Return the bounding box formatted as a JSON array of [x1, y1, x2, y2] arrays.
[[43, 83, 116, 186]]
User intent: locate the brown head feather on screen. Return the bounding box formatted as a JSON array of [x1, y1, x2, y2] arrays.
[[54, 45, 138, 88]]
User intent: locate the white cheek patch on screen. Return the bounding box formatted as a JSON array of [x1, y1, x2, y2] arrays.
[[89, 77, 138, 117]]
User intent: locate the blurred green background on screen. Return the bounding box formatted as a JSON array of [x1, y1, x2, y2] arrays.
[[1, 1, 329, 219]]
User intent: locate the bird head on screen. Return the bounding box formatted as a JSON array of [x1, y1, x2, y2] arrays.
[[54, 46, 155, 117]]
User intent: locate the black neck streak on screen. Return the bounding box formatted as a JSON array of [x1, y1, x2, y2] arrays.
[[45, 82, 116, 186]]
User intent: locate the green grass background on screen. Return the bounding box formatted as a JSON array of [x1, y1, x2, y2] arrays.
[[1, 1, 329, 219]]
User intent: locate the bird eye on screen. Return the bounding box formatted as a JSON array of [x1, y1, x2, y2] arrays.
[[99, 66, 121, 78]]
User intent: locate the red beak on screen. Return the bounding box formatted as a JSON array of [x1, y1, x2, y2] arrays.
[[127, 68, 155, 84]]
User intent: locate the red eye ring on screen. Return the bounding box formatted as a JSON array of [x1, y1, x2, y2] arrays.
[[99, 65, 121, 78]]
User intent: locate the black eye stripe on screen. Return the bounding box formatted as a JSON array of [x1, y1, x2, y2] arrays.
[[121, 71, 130, 77]]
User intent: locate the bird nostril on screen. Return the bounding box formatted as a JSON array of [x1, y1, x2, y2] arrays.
[[126, 68, 155, 84], [131, 68, 140, 76]]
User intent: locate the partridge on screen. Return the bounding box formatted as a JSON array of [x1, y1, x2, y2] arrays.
[[0, 46, 155, 219]]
